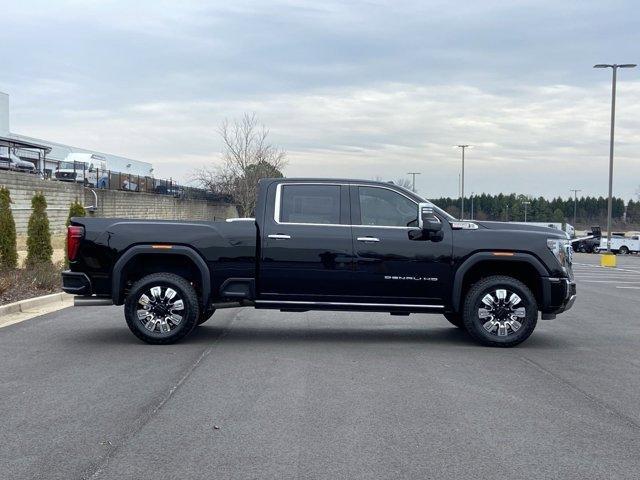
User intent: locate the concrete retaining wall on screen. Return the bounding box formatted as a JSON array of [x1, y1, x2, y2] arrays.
[[0, 170, 238, 234]]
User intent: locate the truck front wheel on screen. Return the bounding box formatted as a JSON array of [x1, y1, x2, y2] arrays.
[[124, 273, 200, 344], [462, 275, 538, 348]]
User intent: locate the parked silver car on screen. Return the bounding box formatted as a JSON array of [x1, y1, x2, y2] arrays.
[[0, 152, 36, 172]]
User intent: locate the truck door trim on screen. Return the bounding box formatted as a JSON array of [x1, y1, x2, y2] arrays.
[[273, 182, 350, 226]]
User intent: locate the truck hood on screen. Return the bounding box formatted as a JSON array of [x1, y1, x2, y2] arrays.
[[473, 221, 567, 238]]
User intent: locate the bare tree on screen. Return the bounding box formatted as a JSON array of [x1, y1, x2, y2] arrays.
[[394, 177, 414, 191], [195, 113, 287, 216]]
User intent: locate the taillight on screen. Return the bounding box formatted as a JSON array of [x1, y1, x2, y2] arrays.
[[67, 226, 84, 262]]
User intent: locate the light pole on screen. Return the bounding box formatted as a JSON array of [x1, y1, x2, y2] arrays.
[[457, 145, 470, 219], [470, 192, 475, 220], [570, 189, 581, 230], [594, 63, 637, 253], [407, 172, 421, 192], [522, 201, 530, 222]]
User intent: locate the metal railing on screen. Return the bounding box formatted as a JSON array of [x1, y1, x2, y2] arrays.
[[3, 158, 225, 202]]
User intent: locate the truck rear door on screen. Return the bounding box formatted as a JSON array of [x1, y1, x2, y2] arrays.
[[258, 182, 355, 302]]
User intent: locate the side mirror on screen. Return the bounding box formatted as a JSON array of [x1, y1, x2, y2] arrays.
[[418, 203, 442, 233]]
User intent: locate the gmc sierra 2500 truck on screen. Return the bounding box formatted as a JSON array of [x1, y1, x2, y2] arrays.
[[62, 178, 576, 347]]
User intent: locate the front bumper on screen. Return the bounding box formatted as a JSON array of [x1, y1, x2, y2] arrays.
[[541, 276, 576, 317], [62, 271, 92, 295]]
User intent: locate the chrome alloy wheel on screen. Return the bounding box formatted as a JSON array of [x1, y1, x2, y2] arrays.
[[136, 286, 185, 334], [478, 288, 526, 337]]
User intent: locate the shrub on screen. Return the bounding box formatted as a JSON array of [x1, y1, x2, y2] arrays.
[[0, 186, 18, 269], [26, 261, 64, 290], [65, 199, 86, 265], [25, 192, 53, 267], [66, 199, 86, 227]]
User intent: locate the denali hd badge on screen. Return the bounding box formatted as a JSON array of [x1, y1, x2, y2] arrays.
[[384, 276, 438, 282]]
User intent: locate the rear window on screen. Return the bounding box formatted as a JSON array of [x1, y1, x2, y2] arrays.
[[279, 184, 341, 224]]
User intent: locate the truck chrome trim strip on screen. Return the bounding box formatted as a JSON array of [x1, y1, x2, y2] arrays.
[[273, 182, 427, 229], [274, 182, 348, 226], [267, 234, 291, 239], [255, 300, 445, 308]]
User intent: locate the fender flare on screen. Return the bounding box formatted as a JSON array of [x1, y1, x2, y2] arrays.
[[451, 252, 549, 312], [111, 245, 211, 306]]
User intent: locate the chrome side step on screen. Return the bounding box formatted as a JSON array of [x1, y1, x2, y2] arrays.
[[74, 297, 114, 307]]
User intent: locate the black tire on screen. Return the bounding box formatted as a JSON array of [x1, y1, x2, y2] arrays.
[[592, 246, 599, 254], [124, 273, 200, 344], [443, 313, 465, 329], [197, 308, 216, 325], [619, 246, 629, 255], [462, 275, 538, 348]]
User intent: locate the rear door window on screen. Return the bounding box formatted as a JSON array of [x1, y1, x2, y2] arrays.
[[279, 184, 341, 224]]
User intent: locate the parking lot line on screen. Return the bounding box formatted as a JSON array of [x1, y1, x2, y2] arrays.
[[581, 280, 640, 284]]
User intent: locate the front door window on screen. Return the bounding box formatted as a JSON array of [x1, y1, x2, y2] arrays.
[[358, 186, 418, 227]]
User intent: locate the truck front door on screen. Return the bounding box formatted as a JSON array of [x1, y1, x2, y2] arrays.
[[350, 185, 453, 305], [259, 182, 355, 302]]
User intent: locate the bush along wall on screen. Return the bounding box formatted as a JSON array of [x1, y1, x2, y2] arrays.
[[26, 192, 53, 267], [64, 199, 86, 265], [0, 186, 18, 269]]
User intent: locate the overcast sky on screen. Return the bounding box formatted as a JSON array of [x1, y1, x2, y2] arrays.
[[1, 0, 639, 199]]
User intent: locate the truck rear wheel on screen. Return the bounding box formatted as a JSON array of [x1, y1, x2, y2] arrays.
[[124, 273, 200, 344], [462, 275, 538, 348]]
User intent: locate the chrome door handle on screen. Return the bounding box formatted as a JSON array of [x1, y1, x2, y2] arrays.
[[357, 236, 380, 242], [268, 234, 291, 240]]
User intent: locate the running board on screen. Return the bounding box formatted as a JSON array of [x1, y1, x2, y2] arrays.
[[255, 300, 444, 309], [74, 297, 114, 307]]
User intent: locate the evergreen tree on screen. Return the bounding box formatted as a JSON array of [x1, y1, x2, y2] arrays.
[[25, 192, 53, 267], [428, 192, 635, 227], [66, 199, 86, 227], [64, 199, 86, 265], [0, 186, 18, 269]]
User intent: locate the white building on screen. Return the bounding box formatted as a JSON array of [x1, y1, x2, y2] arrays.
[[0, 91, 153, 177]]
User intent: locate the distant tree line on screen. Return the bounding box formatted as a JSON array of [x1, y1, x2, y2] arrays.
[[429, 193, 640, 228]]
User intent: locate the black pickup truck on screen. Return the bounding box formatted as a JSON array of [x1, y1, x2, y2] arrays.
[[62, 178, 576, 347]]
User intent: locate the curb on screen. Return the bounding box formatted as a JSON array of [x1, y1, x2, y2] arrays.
[[0, 292, 72, 317]]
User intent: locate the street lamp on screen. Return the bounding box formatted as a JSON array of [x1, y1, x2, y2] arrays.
[[593, 63, 637, 253], [470, 192, 475, 220], [407, 172, 421, 192], [570, 189, 581, 231], [522, 201, 530, 222], [456, 145, 470, 219]]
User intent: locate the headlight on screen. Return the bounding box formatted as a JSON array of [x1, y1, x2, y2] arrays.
[[547, 238, 572, 268]]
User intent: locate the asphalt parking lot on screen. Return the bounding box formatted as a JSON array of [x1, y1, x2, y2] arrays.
[[1, 252, 640, 480]]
